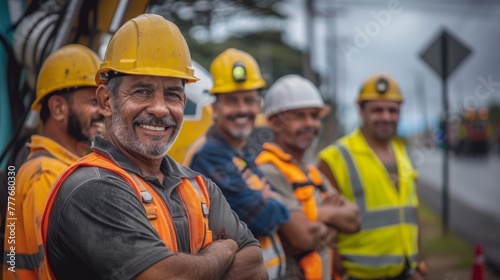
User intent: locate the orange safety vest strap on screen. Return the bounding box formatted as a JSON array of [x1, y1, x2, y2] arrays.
[[128, 173, 178, 252], [299, 252, 323, 280]]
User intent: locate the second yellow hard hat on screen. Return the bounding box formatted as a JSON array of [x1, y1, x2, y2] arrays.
[[210, 48, 266, 94], [32, 44, 100, 111]]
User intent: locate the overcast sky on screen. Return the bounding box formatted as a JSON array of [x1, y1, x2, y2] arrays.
[[281, 0, 500, 136]]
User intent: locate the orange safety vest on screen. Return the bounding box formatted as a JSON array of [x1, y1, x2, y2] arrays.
[[256, 143, 332, 280], [41, 152, 213, 279], [2, 136, 79, 280]]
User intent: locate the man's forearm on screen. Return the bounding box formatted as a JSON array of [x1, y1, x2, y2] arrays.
[[317, 203, 360, 233], [135, 239, 238, 280], [222, 245, 267, 280]]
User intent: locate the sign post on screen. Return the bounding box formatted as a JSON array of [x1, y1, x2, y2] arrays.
[[419, 28, 471, 233]]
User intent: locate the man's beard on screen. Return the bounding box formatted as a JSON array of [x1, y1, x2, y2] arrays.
[[228, 128, 252, 139], [110, 100, 181, 159], [67, 110, 90, 143]]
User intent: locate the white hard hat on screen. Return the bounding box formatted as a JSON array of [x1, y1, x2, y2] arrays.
[[264, 74, 326, 118]]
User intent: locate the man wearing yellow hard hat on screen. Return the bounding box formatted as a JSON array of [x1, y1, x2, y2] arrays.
[[3, 44, 103, 280], [189, 48, 290, 280], [318, 74, 427, 279], [42, 15, 266, 279]]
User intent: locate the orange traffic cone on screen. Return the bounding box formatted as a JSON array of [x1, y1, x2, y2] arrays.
[[471, 244, 485, 280]]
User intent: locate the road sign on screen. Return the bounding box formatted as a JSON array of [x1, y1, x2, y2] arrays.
[[419, 28, 472, 234], [420, 29, 471, 81]]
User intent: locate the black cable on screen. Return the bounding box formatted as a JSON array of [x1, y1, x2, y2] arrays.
[[87, 0, 99, 49], [0, 104, 30, 166], [0, 33, 29, 165], [38, 2, 68, 72], [11, 0, 43, 29]]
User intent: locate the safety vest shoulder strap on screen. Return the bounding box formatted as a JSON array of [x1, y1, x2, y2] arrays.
[[256, 143, 322, 187]]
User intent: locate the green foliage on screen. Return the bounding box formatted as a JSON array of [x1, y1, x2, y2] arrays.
[[418, 203, 473, 268], [150, 0, 285, 32], [186, 31, 306, 86], [488, 103, 500, 123]]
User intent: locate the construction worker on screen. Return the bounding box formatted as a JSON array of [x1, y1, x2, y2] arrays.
[[2, 44, 103, 280], [189, 48, 290, 279], [41, 15, 266, 279], [318, 73, 427, 279], [256, 74, 361, 280]]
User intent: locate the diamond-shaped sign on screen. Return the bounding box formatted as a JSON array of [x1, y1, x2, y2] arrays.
[[420, 29, 471, 81]]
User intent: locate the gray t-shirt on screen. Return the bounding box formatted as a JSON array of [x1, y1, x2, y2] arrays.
[[45, 137, 258, 280], [259, 162, 334, 280]]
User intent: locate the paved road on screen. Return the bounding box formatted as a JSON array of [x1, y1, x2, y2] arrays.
[[412, 147, 500, 270]]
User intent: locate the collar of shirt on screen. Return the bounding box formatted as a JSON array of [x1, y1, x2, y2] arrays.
[[205, 126, 258, 165], [91, 136, 199, 188], [28, 135, 80, 165]]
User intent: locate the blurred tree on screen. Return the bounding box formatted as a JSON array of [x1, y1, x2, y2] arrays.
[[150, 0, 321, 85], [185, 31, 305, 85], [488, 103, 500, 148], [150, 0, 285, 35]]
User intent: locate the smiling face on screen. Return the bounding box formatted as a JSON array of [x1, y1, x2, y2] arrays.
[[66, 87, 104, 143], [98, 75, 186, 160], [270, 107, 322, 154], [360, 100, 400, 142], [212, 90, 261, 143]]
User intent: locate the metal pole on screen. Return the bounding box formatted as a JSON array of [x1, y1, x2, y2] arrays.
[[304, 0, 316, 84], [51, 0, 84, 52], [441, 34, 450, 234], [109, 0, 131, 33]]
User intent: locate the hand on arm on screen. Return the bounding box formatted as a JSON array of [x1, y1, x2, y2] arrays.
[[317, 160, 361, 233], [135, 239, 238, 280], [279, 211, 333, 255], [192, 155, 289, 236], [317, 199, 361, 233], [221, 245, 267, 280]]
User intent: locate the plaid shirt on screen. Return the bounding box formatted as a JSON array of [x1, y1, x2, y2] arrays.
[[190, 127, 289, 237]]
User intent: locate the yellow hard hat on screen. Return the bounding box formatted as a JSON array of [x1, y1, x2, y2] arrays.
[[96, 14, 198, 85], [210, 48, 266, 94], [32, 44, 100, 111], [357, 73, 403, 104]]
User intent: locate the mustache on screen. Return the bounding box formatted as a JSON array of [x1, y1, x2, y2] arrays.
[[133, 114, 177, 127], [296, 127, 318, 136], [375, 121, 396, 125], [91, 115, 105, 124], [227, 113, 254, 120]]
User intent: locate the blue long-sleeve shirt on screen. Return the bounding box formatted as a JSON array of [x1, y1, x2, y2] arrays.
[[190, 127, 290, 237]]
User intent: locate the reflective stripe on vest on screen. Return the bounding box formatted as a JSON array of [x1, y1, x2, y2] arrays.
[[335, 143, 418, 277], [260, 234, 286, 280], [342, 254, 418, 267], [41, 152, 213, 279], [3, 245, 43, 270], [337, 145, 418, 229], [256, 143, 331, 280], [231, 154, 286, 279]]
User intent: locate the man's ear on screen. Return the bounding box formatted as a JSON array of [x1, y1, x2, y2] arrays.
[[47, 95, 68, 122], [267, 115, 282, 133], [211, 102, 219, 122], [96, 85, 113, 118]]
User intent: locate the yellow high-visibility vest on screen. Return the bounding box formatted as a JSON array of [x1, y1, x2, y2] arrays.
[[318, 129, 419, 279]]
